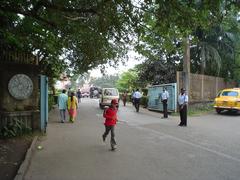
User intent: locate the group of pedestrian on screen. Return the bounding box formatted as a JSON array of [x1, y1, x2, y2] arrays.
[[58, 89, 79, 123], [159, 87, 188, 127], [58, 86, 188, 152], [102, 87, 188, 151], [121, 89, 143, 112]]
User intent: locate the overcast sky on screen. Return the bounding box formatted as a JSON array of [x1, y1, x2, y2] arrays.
[[90, 50, 144, 77]]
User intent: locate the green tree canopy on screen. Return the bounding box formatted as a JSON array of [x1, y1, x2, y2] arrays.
[[0, 0, 142, 78], [135, 1, 240, 83], [116, 69, 142, 92], [89, 74, 119, 88], [1, 0, 240, 84]]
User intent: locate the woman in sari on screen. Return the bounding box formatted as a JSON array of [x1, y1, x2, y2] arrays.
[[67, 92, 78, 122]]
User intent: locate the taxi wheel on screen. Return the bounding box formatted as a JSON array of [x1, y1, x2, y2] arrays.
[[216, 108, 222, 114]]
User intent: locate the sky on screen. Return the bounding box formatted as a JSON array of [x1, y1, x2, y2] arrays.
[[89, 50, 144, 78]]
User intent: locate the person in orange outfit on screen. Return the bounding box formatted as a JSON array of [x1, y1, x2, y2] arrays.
[[102, 99, 118, 151], [67, 92, 78, 123]]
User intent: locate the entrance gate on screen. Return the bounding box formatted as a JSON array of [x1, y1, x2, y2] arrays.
[[40, 75, 48, 132], [148, 83, 177, 112]]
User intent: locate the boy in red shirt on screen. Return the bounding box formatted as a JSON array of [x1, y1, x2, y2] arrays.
[[102, 99, 118, 151]]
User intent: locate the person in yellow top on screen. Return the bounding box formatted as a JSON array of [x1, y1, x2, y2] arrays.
[[67, 92, 78, 122]]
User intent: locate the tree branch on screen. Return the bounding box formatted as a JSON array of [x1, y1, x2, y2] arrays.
[[0, 6, 56, 27], [35, 0, 98, 15]]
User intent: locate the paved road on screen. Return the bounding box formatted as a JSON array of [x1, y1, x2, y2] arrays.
[[25, 98, 240, 180]]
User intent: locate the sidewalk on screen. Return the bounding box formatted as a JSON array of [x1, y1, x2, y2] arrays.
[[24, 99, 180, 180]]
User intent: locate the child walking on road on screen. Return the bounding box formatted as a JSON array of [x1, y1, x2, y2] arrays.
[[102, 99, 118, 151]]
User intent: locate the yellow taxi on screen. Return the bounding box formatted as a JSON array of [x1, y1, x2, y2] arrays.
[[214, 88, 240, 114]]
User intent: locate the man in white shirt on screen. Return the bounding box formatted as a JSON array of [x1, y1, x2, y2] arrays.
[[178, 88, 189, 126], [133, 89, 142, 112], [161, 88, 169, 118]]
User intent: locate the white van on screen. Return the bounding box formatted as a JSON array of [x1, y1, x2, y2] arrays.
[[99, 88, 119, 109]]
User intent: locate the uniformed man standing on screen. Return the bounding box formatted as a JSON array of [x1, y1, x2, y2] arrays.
[[161, 88, 169, 118], [178, 88, 189, 126]]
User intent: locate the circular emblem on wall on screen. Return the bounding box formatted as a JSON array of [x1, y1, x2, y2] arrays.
[[8, 74, 33, 100]]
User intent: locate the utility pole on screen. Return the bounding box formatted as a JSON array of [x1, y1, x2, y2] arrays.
[[183, 36, 190, 94]]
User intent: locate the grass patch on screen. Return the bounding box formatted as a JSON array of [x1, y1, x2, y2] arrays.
[[171, 102, 214, 116]]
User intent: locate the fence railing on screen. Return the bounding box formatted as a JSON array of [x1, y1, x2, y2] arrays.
[[0, 51, 39, 65]]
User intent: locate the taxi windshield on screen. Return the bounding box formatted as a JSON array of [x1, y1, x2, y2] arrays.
[[221, 91, 238, 97], [104, 89, 118, 96]]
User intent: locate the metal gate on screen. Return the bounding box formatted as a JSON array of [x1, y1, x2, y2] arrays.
[[40, 75, 48, 132], [148, 83, 177, 112]]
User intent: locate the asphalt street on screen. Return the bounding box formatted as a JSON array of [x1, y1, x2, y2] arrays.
[[25, 98, 240, 180]]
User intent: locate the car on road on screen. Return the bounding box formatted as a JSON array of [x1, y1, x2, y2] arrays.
[[214, 88, 240, 114], [99, 88, 119, 109]]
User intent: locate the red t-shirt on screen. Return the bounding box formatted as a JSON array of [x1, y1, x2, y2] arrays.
[[103, 107, 118, 126]]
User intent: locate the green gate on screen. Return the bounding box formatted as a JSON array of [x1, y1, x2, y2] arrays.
[[40, 75, 48, 132], [148, 83, 177, 112]]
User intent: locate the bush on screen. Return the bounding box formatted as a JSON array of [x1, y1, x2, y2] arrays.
[[48, 94, 55, 112], [0, 118, 32, 138], [142, 88, 148, 96], [140, 96, 148, 108]]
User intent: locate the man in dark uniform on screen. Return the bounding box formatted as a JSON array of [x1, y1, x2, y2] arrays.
[[178, 88, 189, 126]]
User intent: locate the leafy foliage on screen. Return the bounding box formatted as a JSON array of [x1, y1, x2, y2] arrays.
[[0, 118, 32, 138], [116, 69, 142, 92], [134, 1, 240, 83], [0, 0, 143, 79], [89, 74, 119, 88]]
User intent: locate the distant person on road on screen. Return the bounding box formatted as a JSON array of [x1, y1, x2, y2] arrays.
[[122, 91, 128, 106], [76, 89, 82, 103], [58, 89, 68, 123], [102, 99, 118, 151], [67, 92, 78, 123], [68, 87, 71, 96], [160, 88, 169, 118], [178, 88, 188, 127], [133, 89, 142, 112]]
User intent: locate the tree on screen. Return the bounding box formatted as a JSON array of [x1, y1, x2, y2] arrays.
[[0, 0, 143, 80], [116, 69, 141, 92], [135, 1, 240, 89], [190, 10, 240, 82], [89, 75, 119, 88], [135, 55, 178, 85]]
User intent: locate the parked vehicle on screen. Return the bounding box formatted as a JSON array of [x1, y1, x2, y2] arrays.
[[99, 88, 119, 109], [214, 88, 240, 114], [82, 92, 89, 98], [90, 86, 100, 98]]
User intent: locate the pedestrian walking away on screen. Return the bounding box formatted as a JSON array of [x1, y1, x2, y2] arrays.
[[67, 92, 78, 123], [133, 89, 142, 112], [178, 88, 188, 126], [122, 91, 128, 106], [160, 88, 169, 118], [102, 99, 118, 151], [68, 87, 72, 97], [76, 89, 82, 103], [58, 89, 68, 123]]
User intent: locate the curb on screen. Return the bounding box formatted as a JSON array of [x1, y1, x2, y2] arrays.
[[14, 136, 38, 180]]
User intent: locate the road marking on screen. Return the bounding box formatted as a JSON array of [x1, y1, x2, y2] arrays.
[[136, 126, 240, 163]]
